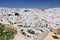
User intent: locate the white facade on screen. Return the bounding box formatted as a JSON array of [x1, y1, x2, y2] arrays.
[[0, 7, 60, 28]]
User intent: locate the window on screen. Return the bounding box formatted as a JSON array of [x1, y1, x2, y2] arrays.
[[24, 10, 29, 12], [8, 14, 11, 16], [15, 13, 19, 16]]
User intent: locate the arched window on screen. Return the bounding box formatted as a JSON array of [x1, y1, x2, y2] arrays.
[[15, 13, 19, 16]]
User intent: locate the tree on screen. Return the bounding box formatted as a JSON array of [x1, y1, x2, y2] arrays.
[[0, 23, 5, 36], [4, 31, 14, 40], [0, 23, 5, 40], [0, 23, 15, 40], [0, 23, 4, 29]]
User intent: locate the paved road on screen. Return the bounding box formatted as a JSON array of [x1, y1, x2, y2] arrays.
[[35, 28, 49, 40]]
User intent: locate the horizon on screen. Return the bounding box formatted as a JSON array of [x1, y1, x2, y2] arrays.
[[0, 6, 59, 9], [0, 0, 60, 8]]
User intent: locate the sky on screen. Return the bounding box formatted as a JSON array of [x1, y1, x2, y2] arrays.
[[0, 0, 60, 8]]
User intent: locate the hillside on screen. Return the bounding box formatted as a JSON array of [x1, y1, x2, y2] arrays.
[[0, 7, 60, 28]]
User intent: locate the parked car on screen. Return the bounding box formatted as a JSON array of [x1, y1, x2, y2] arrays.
[[52, 33, 59, 39], [21, 29, 23, 31], [27, 35, 31, 37], [21, 31, 26, 36], [40, 29, 44, 32], [27, 29, 35, 34], [49, 28, 54, 32]]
